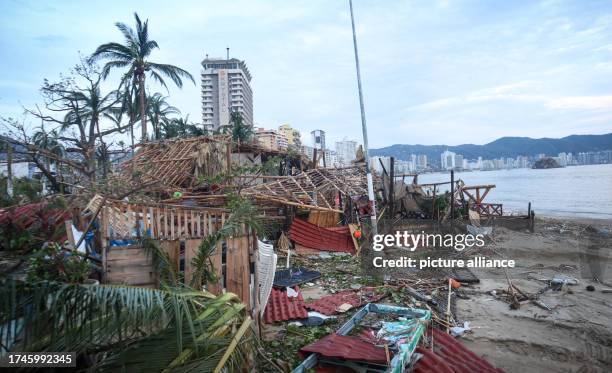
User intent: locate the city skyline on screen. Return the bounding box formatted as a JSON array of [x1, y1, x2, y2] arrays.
[[2, 1, 612, 148]]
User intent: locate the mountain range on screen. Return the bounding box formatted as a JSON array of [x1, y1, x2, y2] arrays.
[[370, 133, 612, 165]]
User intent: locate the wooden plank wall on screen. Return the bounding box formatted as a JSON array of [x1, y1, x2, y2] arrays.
[[105, 245, 156, 287], [308, 210, 340, 228], [100, 202, 258, 312], [159, 240, 180, 273], [225, 232, 251, 309]]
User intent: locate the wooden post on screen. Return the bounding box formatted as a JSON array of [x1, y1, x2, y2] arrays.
[[313, 148, 318, 169], [389, 157, 395, 217], [527, 202, 531, 217], [226, 142, 232, 171], [450, 170, 455, 220]]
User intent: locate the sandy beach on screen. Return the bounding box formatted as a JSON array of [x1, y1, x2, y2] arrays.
[[455, 216, 612, 372]]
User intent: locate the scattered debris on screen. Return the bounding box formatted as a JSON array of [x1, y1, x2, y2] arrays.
[[305, 288, 386, 316], [273, 266, 321, 288], [414, 328, 505, 373], [294, 303, 431, 373], [264, 287, 309, 324]]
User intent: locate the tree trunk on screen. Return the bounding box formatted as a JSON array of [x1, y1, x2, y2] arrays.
[[139, 73, 147, 142]]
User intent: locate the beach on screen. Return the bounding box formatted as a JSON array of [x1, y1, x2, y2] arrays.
[[456, 216, 612, 372]]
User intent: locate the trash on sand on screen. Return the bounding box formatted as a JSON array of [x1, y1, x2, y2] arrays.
[[451, 267, 480, 284], [449, 278, 461, 289], [467, 224, 493, 236], [551, 275, 579, 287], [450, 321, 471, 337]]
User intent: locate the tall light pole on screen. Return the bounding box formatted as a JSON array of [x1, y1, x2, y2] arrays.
[[349, 0, 378, 236]]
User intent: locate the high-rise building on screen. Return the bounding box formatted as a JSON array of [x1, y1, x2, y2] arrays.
[[441, 150, 456, 170], [454, 154, 464, 170], [311, 130, 326, 150], [278, 124, 301, 147], [201, 54, 253, 130], [254, 127, 288, 151], [417, 155, 427, 170], [335, 139, 357, 166], [254, 128, 278, 151]]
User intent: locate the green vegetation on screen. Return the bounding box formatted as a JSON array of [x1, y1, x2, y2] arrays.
[[0, 280, 253, 371], [0, 176, 43, 208], [90, 12, 195, 141], [26, 242, 92, 283]]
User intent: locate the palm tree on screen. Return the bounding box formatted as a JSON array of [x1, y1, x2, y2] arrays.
[[231, 112, 253, 144], [217, 112, 253, 144], [147, 93, 180, 139], [90, 12, 194, 142], [163, 115, 207, 139]]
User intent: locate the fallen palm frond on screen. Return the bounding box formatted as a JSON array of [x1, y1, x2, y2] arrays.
[[0, 279, 254, 372]]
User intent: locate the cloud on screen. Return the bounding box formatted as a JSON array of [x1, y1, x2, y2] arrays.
[[2, 0, 612, 148], [547, 96, 612, 109]]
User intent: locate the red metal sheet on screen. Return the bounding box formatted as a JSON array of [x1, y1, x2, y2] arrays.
[[264, 286, 309, 324], [300, 332, 389, 365], [289, 219, 354, 253], [0, 202, 70, 242], [305, 288, 385, 315], [414, 328, 505, 373]]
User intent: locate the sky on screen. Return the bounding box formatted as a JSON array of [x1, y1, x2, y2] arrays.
[[1, 0, 612, 148]]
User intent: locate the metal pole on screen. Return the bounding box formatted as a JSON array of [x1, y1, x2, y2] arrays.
[[450, 170, 455, 220], [349, 0, 378, 236]]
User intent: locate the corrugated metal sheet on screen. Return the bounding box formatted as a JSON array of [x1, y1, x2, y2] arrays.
[[305, 288, 385, 315], [300, 332, 389, 365], [414, 328, 505, 373], [289, 219, 354, 253], [264, 286, 309, 324], [0, 202, 69, 242]]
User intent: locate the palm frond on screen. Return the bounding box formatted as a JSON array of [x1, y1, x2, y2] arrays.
[[0, 279, 254, 371], [148, 62, 195, 88]]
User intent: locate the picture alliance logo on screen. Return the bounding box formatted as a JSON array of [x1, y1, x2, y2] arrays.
[[372, 231, 486, 252]]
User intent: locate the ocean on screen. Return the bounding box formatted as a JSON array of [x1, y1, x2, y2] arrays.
[[414, 163, 612, 219]]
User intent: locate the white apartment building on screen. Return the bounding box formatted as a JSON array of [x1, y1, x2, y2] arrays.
[[440, 150, 456, 170], [201, 55, 253, 130], [335, 139, 357, 166]]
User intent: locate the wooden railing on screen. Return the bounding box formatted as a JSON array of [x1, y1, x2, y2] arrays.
[[100, 200, 233, 241]]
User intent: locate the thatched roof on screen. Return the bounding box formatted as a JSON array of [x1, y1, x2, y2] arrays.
[[118, 137, 229, 189]]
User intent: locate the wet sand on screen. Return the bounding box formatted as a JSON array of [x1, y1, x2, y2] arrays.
[[456, 217, 612, 372]]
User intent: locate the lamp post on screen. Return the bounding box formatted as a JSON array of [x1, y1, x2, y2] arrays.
[[349, 0, 378, 236]]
